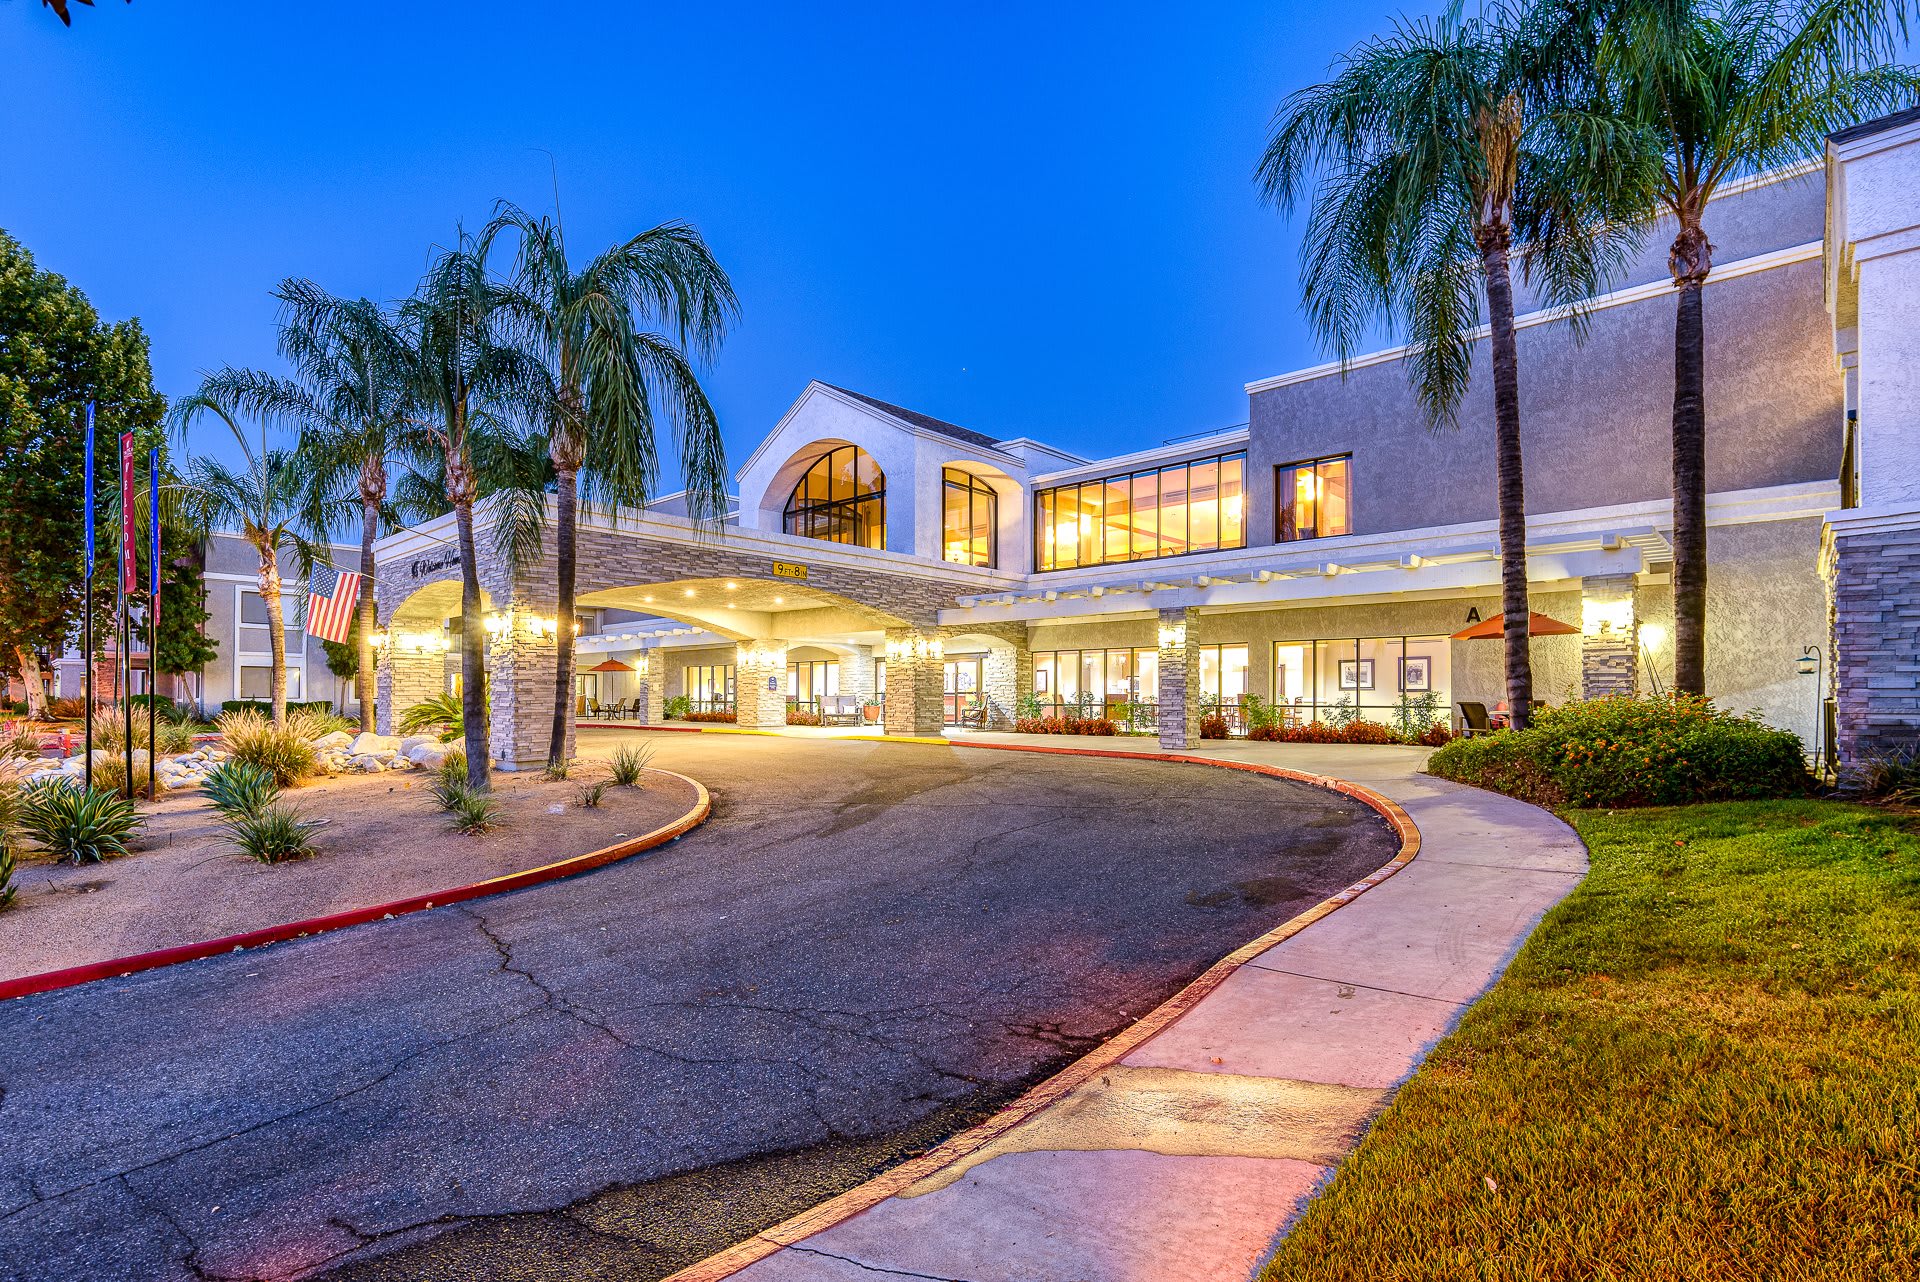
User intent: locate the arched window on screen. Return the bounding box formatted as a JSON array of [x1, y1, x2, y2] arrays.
[[783, 445, 886, 549], [942, 468, 998, 567]]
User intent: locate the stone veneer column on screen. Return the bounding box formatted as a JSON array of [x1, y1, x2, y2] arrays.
[[841, 645, 876, 702], [1579, 575, 1639, 700], [375, 646, 443, 736], [1828, 527, 1920, 761], [1155, 607, 1200, 749], [882, 629, 947, 737], [734, 641, 789, 731], [981, 642, 1033, 730], [486, 612, 571, 771], [634, 651, 666, 725]]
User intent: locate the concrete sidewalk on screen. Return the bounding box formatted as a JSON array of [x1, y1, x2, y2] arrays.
[[697, 738, 1586, 1282]]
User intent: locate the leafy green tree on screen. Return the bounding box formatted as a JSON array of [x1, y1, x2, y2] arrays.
[[1258, 7, 1653, 730], [1585, 0, 1920, 695], [0, 230, 165, 717], [484, 202, 735, 769], [170, 388, 327, 727], [149, 518, 217, 695]]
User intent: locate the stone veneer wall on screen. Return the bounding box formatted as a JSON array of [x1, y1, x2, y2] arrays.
[[375, 649, 444, 738], [1829, 523, 1920, 762], [734, 642, 790, 730], [1156, 606, 1200, 748], [1579, 574, 1639, 698]]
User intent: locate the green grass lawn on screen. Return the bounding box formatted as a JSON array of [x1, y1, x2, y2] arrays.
[[1260, 800, 1920, 1281]]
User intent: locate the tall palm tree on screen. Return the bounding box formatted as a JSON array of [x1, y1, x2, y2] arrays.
[[483, 202, 736, 769], [198, 285, 414, 732], [387, 231, 547, 790], [170, 389, 326, 727], [1258, 6, 1653, 730], [1590, 0, 1919, 695]]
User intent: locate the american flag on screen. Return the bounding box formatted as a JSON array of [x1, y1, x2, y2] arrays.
[[306, 566, 363, 644]]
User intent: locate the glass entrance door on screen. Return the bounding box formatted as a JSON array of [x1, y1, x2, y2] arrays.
[[943, 656, 983, 725]]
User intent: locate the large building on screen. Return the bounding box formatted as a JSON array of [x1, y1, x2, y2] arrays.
[[344, 113, 1912, 769]]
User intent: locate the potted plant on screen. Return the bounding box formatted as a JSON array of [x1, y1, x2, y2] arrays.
[[862, 698, 883, 724]]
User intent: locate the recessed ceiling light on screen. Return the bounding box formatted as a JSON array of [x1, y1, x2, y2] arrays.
[[725, 581, 738, 590], [683, 588, 695, 597], [773, 596, 784, 604]]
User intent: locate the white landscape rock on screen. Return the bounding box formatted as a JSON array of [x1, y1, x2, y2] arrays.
[[398, 735, 437, 755], [348, 753, 387, 773], [313, 730, 353, 751], [409, 743, 451, 770], [346, 731, 401, 756]]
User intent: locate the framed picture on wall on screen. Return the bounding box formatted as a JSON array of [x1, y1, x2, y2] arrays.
[[1036, 670, 1049, 693], [1339, 659, 1374, 690], [1401, 657, 1431, 692]]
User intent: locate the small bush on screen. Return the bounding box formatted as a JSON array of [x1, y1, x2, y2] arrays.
[[202, 760, 280, 818], [398, 692, 464, 741], [1413, 722, 1455, 748], [543, 760, 571, 782], [1200, 714, 1230, 740], [216, 708, 319, 787], [440, 749, 468, 782], [2, 727, 43, 761], [1852, 746, 1920, 801], [92, 753, 166, 801], [1426, 694, 1812, 808], [429, 764, 470, 811], [574, 779, 610, 808], [609, 742, 654, 786], [48, 697, 88, 720], [220, 699, 336, 718], [18, 780, 142, 864], [0, 843, 16, 911], [1065, 717, 1119, 736], [786, 708, 823, 726], [1342, 719, 1399, 745], [684, 710, 737, 723], [221, 801, 314, 863], [663, 695, 693, 719], [1013, 716, 1051, 734], [445, 787, 501, 835]]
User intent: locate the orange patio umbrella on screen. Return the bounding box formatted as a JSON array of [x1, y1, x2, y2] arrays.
[[1449, 612, 1579, 641], [586, 658, 635, 673]]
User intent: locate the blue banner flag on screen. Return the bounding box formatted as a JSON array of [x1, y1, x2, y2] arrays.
[[83, 402, 96, 579], [149, 447, 161, 599]]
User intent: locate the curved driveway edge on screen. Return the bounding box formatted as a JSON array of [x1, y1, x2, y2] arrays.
[[664, 740, 1453, 1282], [0, 769, 711, 1003]]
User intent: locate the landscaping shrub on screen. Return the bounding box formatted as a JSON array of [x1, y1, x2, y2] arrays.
[[48, 697, 88, 720], [17, 780, 141, 863], [609, 743, 654, 785], [1065, 717, 1119, 736], [684, 710, 737, 723], [0, 844, 16, 911], [574, 779, 610, 808], [543, 760, 571, 781], [221, 801, 314, 863], [1414, 722, 1455, 748], [202, 760, 280, 818], [444, 786, 501, 834], [663, 695, 693, 719], [786, 708, 823, 726], [1013, 716, 1051, 734], [215, 708, 319, 787], [1014, 692, 1045, 721], [1851, 745, 1920, 801], [88, 707, 195, 756], [1247, 724, 1283, 742], [2, 727, 42, 760], [220, 699, 337, 718], [91, 753, 166, 801], [1199, 713, 1230, 739], [1342, 719, 1399, 745], [1426, 695, 1812, 808]]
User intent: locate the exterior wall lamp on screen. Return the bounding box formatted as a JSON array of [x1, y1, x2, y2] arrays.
[[1581, 598, 1634, 637], [1158, 621, 1187, 648], [885, 636, 944, 662]]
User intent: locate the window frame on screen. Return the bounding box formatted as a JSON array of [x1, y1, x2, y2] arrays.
[[1274, 453, 1354, 543], [940, 467, 999, 568], [782, 445, 888, 549], [1032, 450, 1246, 572]]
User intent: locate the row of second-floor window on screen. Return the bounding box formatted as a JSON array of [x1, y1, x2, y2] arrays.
[[943, 467, 998, 567], [1034, 451, 1247, 571], [1277, 455, 1352, 543]]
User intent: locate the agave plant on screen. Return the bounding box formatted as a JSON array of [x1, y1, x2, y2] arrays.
[[607, 742, 654, 786], [220, 801, 315, 863], [18, 780, 142, 864], [444, 788, 501, 835], [215, 708, 320, 787], [202, 760, 280, 818], [0, 843, 17, 912]]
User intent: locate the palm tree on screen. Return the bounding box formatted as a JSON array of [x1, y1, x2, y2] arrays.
[[1589, 0, 1920, 695], [197, 285, 414, 732], [1257, 6, 1652, 730], [483, 202, 736, 769], [387, 231, 547, 790], [170, 388, 326, 727]]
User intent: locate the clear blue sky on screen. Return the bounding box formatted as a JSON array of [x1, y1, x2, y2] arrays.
[[6, 0, 1452, 476]]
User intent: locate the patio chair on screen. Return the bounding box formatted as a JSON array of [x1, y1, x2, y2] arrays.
[[821, 694, 861, 726], [1458, 702, 1494, 737]]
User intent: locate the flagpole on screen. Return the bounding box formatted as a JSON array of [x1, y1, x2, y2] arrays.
[[82, 403, 96, 794], [119, 431, 134, 802], [148, 446, 160, 801]]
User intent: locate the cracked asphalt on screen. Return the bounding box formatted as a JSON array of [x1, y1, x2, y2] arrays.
[[0, 732, 1398, 1282]]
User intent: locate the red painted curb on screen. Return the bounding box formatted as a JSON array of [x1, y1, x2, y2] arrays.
[[0, 769, 711, 1003]]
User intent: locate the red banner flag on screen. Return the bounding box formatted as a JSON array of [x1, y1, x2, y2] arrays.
[[120, 432, 136, 594]]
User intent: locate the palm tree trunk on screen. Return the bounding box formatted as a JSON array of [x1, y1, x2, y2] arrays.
[[453, 493, 489, 791], [261, 554, 287, 727], [356, 495, 380, 733], [547, 465, 578, 769], [1481, 229, 1535, 730], [1670, 229, 1709, 697]]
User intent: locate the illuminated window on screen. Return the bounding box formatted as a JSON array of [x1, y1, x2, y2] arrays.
[[1276, 455, 1352, 542], [1033, 451, 1245, 571], [783, 446, 886, 549], [942, 469, 998, 567]]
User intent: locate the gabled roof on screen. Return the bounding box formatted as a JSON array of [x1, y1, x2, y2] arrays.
[[1830, 104, 1920, 145], [820, 384, 1003, 451]]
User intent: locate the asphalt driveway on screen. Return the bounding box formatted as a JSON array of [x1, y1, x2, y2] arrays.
[[0, 732, 1398, 1282]]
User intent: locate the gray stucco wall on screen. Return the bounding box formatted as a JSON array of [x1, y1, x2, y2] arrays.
[[197, 533, 360, 714]]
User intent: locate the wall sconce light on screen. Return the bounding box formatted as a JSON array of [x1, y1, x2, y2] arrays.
[[1158, 621, 1187, 648], [369, 631, 389, 650], [1581, 598, 1634, 637], [527, 615, 558, 640], [1638, 622, 1667, 651], [884, 636, 944, 662], [483, 612, 508, 637]]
